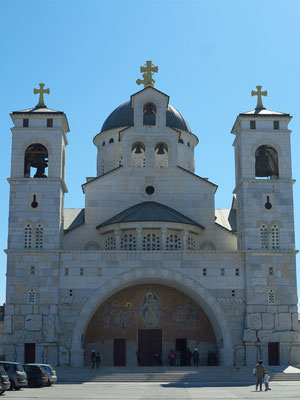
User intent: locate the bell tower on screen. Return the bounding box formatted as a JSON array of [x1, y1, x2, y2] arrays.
[[8, 83, 69, 251], [231, 87, 299, 366]]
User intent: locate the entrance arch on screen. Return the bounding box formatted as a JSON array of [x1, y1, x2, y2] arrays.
[[70, 267, 233, 366]]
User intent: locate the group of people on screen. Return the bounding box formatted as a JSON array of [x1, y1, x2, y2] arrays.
[[253, 360, 271, 391], [91, 350, 102, 369], [168, 347, 200, 367]]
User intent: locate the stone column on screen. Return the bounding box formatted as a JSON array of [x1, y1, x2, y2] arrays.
[[161, 228, 167, 250], [182, 230, 188, 250], [114, 229, 121, 250], [136, 227, 142, 250]]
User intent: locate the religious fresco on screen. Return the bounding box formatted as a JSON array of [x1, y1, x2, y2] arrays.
[[84, 284, 216, 345]]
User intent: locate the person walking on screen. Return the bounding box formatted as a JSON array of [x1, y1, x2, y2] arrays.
[[186, 348, 192, 366], [91, 350, 96, 369], [253, 360, 265, 391], [96, 352, 101, 369], [175, 349, 181, 366], [169, 349, 175, 366], [264, 371, 271, 391], [192, 347, 199, 367]]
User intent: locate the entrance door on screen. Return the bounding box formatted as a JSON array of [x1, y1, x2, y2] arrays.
[[24, 343, 36, 363], [114, 338, 126, 366], [138, 329, 162, 366], [268, 342, 280, 365], [176, 338, 187, 366]]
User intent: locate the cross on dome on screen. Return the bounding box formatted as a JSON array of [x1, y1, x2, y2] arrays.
[[136, 60, 158, 88], [34, 83, 50, 108], [251, 85, 267, 109]]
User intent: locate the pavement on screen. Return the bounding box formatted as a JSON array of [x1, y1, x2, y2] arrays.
[[2, 381, 300, 399]]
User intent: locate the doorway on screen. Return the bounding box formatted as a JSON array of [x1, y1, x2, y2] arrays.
[[176, 338, 187, 366], [114, 338, 126, 366], [24, 343, 36, 364], [138, 329, 162, 366], [268, 342, 280, 365]]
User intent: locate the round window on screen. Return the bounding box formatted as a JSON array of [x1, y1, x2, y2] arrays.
[[145, 186, 155, 195]]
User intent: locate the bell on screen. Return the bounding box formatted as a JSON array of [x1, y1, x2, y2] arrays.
[[157, 144, 165, 155], [255, 149, 273, 177], [135, 144, 142, 154]]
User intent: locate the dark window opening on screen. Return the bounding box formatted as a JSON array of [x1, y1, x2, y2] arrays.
[[203, 268, 207, 276], [255, 145, 279, 178], [187, 142, 190, 147], [23, 119, 29, 128], [273, 121, 279, 130], [24, 143, 48, 178], [47, 118, 53, 127], [178, 138, 184, 144], [250, 121, 256, 130], [31, 194, 38, 208], [231, 290, 235, 297], [24, 343, 36, 364], [145, 185, 155, 195], [143, 102, 156, 126], [102, 141, 105, 146], [109, 138, 114, 144], [235, 268, 240, 276]]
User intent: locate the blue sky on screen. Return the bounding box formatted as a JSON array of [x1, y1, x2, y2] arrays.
[[0, 0, 300, 307]]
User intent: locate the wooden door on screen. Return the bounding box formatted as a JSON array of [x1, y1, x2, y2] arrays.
[[114, 338, 126, 366], [268, 342, 280, 365], [24, 343, 36, 363], [138, 329, 162, 366]]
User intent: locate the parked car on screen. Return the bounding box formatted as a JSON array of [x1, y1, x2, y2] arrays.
[[27, 363, 57, 386], [0, 361, 27, 391], [0, 366, 10, 395], [23, 364, 48, 388]]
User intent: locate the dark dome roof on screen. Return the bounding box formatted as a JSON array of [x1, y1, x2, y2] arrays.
[[100, 101, 191, 133]]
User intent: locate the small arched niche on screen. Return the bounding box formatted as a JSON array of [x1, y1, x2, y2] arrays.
[[143, 102, 156, 126], [131, 142, 146, 168], [255, 145, 279, 179], [24, 143, 48, 178], [154, 142, 168, 168]]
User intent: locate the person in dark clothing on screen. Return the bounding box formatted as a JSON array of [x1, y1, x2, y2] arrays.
[[192, 347, 199, 367], [96, 352, 101, 369], [136, 347, 141, 366], [91, 350, 96, 369], [169, 349, 175, 366], [253, 360, 266, 391], [186, 348, 192, 366]]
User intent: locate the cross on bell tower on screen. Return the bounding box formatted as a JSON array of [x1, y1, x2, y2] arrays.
[[34, 83, 50, 108], [251, 85, 267, 109], [136, 60, 158, 88]]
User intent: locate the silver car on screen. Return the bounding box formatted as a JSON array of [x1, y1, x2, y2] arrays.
[[27, 363, 57, 386], [0, 361, 28, 390], [0, 366, 10, 394]]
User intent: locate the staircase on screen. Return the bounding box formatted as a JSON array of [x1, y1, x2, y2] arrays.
[[55, 366, 300, 383]]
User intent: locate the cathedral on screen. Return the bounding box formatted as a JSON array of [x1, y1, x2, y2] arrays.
[[1, 61, 299, 367]]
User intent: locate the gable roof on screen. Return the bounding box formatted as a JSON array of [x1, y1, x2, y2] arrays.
[[64, 208, 85, 232], [96, 201, 204, 229]]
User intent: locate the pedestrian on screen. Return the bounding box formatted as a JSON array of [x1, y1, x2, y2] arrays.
[[175, 349, 181, 366], [253, 359, 265, 391], [264, 371, 271, 391], [192, 347, 199, 367], [136, 347, 141, 366], [96, 352, 101, 369], [186, 348, 192, 366], [91, 349, 96, 369], [169, 349, 175, 366]]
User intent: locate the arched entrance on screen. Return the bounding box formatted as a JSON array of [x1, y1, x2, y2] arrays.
[[83, 284, 217, 366], [70, 267, 233, 367]]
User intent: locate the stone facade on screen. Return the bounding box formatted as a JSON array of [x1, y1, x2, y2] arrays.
[[1, 85, 299, 367]]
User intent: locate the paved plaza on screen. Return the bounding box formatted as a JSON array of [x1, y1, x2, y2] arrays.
[[2, 382, 300, 400]]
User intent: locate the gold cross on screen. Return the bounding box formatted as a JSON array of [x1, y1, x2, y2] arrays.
[[251, 85, 267, 109], [34, 83, 50, 108], [136, 60, 158, 88]]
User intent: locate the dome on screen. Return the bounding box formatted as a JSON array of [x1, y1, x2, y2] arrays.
[[100, 101, 191, 133]]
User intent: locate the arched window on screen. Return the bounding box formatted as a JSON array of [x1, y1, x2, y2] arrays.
[[102, 141, 105, 146], [109, 138, 114, 144], [271, 224, 280, 249], [120, 233, 136, 250], [166, 234, 181, 250], [142, 233, 160, 251], [154, 142, 168, 168], [24, 143, 48, 178], [35, 224, 43, 249], [260, 224, 268, 249], [131, 142, 146, 168], [24, 224, 32, 249], [187, 236, 196, 250], [119, 156, 122, 167], [268, 289, 275, 304], [105, 236, 116, 250], [143, 102, 156, 125], [199, 241, 216, 251], [28, 289, 36, 304], [178, 138, 184, 144], [255, 145, 279, 179]]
